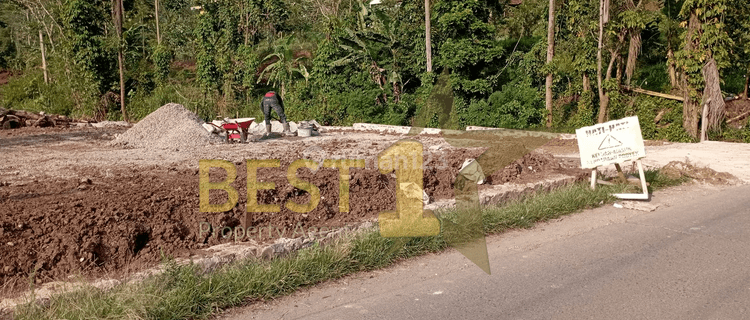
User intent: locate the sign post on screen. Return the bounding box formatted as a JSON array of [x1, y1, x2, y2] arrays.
[[576, 116, 649, 200]]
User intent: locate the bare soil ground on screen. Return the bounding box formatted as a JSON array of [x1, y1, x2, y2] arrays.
[[0, 125, 586, 295], [0, 71, 10, 87], [725, 98, 750, 128]]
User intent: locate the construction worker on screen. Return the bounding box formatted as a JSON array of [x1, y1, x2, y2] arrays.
[[260, 91, 293, 137]]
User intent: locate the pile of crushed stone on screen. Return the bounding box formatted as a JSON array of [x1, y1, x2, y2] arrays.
[[110, 103, 223, 149]]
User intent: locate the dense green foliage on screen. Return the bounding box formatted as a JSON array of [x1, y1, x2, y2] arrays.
[[0, 0, 748, 139]]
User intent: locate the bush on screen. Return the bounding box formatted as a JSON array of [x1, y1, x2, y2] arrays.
[[708, 121, 750, 142], [567, 91, 595, 129], [625, 95, 694, 142], [635, 63, 671, 92], [479, 81, 545, 129], [127, 84, 203, 121], [330, 88, 407, 125], [412, 72, 461, 129], [0, 72, 77, 116], [153, 45, 173, 84]]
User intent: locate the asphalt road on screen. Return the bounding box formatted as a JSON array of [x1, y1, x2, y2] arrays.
[[225, 184, 750, 320]]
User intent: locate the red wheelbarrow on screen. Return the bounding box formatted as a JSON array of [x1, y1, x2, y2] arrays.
[[212, 118, 255, 143]]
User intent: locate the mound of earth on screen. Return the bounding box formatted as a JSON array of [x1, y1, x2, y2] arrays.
[[111, 103, 222, 149], [660, 160, 740, 185]]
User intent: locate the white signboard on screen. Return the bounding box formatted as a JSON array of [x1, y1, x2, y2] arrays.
[[575, 116, 646, 169]]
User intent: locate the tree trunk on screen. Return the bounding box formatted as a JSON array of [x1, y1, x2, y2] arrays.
[[596, 0, 609, 123], [114, 0, 127, 121], [598, 50, 618, 123], [39, 30, 48, 84], [25, 11, 31, 46], [667, 48, 678, 89], [623, 0, 641, 86], [583, 73, 590, 92], [425, 0, 432, 73], [625, 31, 640, 85], [743, 71, 749, 98], [155, 0, 161, 45], [701, 58, 725, 132], [615, 54, 623, 84], [683, 86, 699, 139], [545, 0, 555, 128], [606, 52, 617, 83], [682, 12, 700, 139]]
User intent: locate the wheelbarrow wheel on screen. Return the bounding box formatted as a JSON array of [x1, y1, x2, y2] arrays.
[[240, 129, 247, 143]]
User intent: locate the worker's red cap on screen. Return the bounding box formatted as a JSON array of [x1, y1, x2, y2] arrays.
[[265, 91, 276, 97]]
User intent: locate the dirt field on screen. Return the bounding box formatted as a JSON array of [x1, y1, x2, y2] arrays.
[[0, 124, 586, 294]]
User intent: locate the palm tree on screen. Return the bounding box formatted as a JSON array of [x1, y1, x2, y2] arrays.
[[257, 36, 309, 99]]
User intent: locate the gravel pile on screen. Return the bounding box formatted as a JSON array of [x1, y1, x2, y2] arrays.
[[110, 103, 223, 149]]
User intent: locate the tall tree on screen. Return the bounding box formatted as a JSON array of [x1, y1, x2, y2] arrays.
[[596, 0, 609, 123], [658, 0, 683, 90], [155, 0, 161, 45], [623, 0, 641, 85], [425, 0, 432, 72], [725, 0, 750, 97], [113, 0, 127, 121], [545, 0, 554, 127], [433, 0, 504, 97], [39, 30, 48, 83], [676, 0, 732, 138]]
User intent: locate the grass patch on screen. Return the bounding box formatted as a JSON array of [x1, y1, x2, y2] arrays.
[[483, 183, 625, 233], [644, 168, 691, 191], [12, 171, 686, 320]]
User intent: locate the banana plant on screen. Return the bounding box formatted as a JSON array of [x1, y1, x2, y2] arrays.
[[257, 35, 309, 99], [330, 2, 405, 102]]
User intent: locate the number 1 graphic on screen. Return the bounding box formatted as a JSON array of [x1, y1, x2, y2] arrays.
[[378, 140, 440, 237]]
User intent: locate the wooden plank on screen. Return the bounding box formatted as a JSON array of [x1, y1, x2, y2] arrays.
[[622, 86, 684, 101]]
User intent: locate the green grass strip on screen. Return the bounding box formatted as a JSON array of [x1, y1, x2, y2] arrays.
[[12, 170, 687, 320]]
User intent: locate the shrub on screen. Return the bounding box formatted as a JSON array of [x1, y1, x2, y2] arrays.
[[153, 45, 173, 84], [567, 90, 595, 129], [480, 81, 545, 129], [625, 95, 694, 142], [711, 121, 750, 142], [0, 72, 77, 116], [412, 72, 461, 130]]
